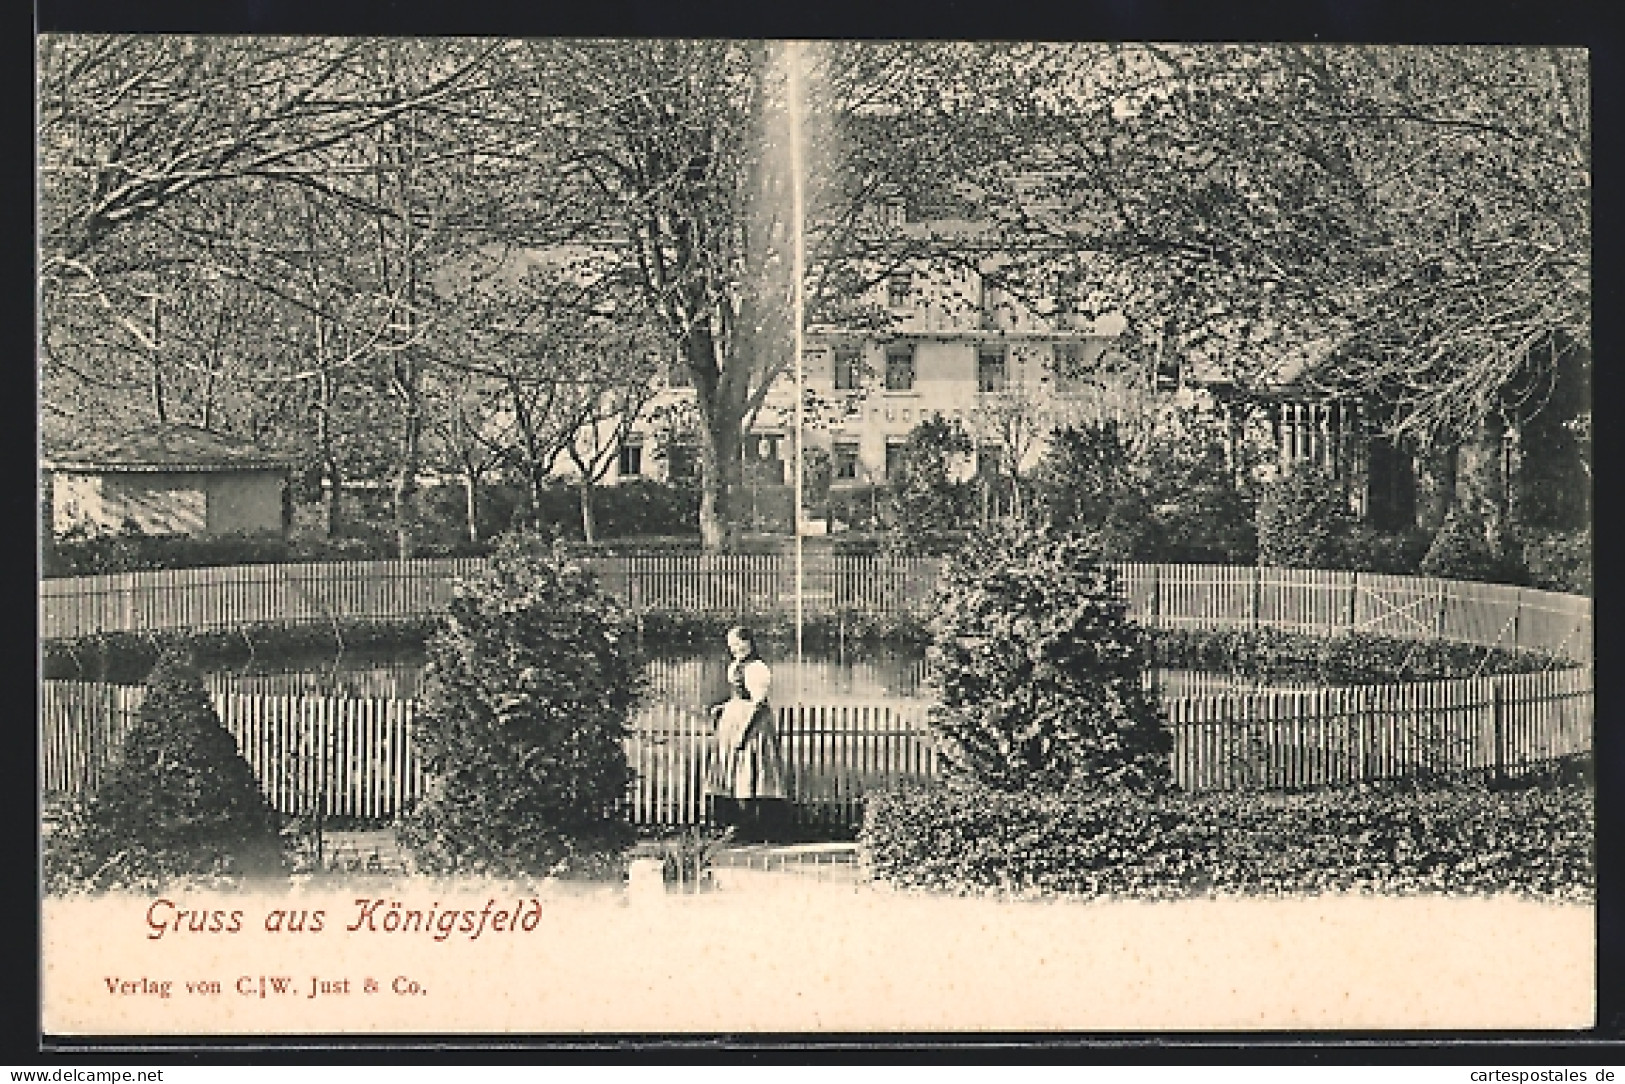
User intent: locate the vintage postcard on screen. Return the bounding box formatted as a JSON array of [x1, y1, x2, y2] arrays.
[[37, 37, 1593, 1038]]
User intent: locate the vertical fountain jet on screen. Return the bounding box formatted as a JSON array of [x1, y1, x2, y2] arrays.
[[787, 40, 807, 698]]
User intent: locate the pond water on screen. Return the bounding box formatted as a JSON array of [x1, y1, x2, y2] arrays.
[[48, 636, 1308, 704]]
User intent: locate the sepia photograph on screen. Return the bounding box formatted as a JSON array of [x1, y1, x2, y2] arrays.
[[35, 37, 1594, 1038]]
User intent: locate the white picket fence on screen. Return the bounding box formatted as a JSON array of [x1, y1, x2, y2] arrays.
[[42, 669, 1591, 824], [1164, 666, 1593, 791], [40, 558, 1592, 662], [38, 557, 1593, 825]]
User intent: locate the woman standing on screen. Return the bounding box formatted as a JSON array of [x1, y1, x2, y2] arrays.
[[707, 625, 789, 842]]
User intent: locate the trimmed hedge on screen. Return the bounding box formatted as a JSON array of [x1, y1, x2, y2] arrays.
[[43, 531, 403, 578], [861, 775, 1594, 901], [42, 479, 707, 577], [1148, 626, 1565, 684], [41, 618, 440, 685], [635, 608, 931, 645], [45, 616, 1563, 688]]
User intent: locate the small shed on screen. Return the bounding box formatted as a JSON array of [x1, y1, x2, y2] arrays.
[[44, 424, 298, 539]]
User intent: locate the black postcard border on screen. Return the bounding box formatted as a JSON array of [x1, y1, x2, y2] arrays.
[[17, 0, 1625, 1064]]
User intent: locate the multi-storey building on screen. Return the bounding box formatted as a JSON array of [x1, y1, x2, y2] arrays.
[[603, 226, 1132, 531], [582, 204, 1587, 543], [800, 267, 1127, 494]]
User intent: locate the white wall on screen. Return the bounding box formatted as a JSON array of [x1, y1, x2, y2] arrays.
[[50, 470, 285, 537]]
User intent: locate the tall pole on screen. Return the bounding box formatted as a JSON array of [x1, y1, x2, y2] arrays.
[[788, 41, 807, 697]]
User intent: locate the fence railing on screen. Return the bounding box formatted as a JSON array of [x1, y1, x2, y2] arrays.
[[42, 671, 1591, 824], [1115, 563, 1592, 662], [1164, 666, 1593, 791], [40, 557, 1592, 662], [625, 701, 937, 827], [41, 682, 937, 826]]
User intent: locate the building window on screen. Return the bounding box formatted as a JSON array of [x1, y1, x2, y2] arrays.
[[666, 442, 697, 482], [1154, 352, 1181, 391], [834, 344, 861, 390], [981, 281, 1013, 330], [1052, 342, 1086, 391], [885, 440, 907, 480], [885, 345, 915, 391], [977, 347, 1008, 393], [881, 198, 906, 228], [887, 270, 912, 309], [618, 442, 643, 478], [833, 441, 860, 481], [745, 434, 785, 485], [976, 443, 1003, 479]]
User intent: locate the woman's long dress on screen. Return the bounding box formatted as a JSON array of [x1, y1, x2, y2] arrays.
[[708, 657, 787, 800]]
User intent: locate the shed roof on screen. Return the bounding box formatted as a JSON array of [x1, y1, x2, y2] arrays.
[[42, 423, 299, 474]]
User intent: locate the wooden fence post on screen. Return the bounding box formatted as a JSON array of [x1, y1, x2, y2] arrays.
[[1347, 571, 1361, 636], [1490, 674, 1506, 783], [1433, 580, 1449, 645]]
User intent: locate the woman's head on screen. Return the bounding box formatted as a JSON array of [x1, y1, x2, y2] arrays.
[[725, 625, 758, 661]]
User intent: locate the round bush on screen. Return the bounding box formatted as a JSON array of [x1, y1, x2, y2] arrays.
[[884, 416, 975, 554], [926, 526, 1171, 792], [398, 531, 640, 876], [1420, 508, 1528, 585], [1520, 528, 1592, 595]]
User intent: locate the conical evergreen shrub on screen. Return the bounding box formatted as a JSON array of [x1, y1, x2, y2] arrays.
[[398, 531, 640, 877], [45, 650, 283, 892]]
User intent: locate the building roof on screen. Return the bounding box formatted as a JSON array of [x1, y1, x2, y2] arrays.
[[42, 423, 298, 474]]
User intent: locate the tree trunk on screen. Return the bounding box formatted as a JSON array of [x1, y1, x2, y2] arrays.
[[323, 463, 343, 539], [577, 482, 597, 544], [690, 325, 747, 553], [523, 468, 544, 530], [698, 418, 742, 552], [463, 470, 479, 544], [1501, 417, 1524, 546], [1456, 412, 1510, 556], [148, 295, 166, 424], [1221, 401, 1242, 486], [394, 400, 421, 559], [315, 365, 342, 539], [1414, 444, 1457, 533], [201, 371, 215, 430]]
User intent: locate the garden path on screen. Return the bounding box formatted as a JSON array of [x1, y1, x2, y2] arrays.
[[310, 831, 860, 883]]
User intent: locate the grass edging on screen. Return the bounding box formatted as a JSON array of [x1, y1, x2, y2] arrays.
[[44, 614, 1572, 687], [1147, 625, 1570, 685]]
